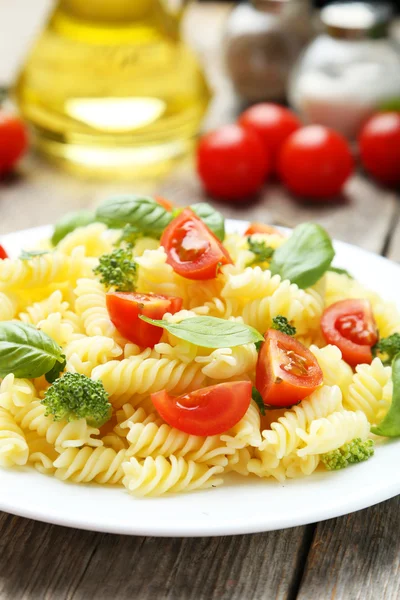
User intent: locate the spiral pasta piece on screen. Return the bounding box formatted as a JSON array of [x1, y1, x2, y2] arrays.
[[344, 358, 392, 424], [0, 247, 94, 291], [225, 447, 253, 476], [0, 291, 18, 320], [124, 412, 234, 466], [297, 410, 370, 456], [122, 455, 224, 497], [248, 452, 320, 482], [19, 290, 69, 325], [0, 407, 29, 467], [136, 247, 187, 299], [54, 447, 126, 484], [26, 431, 58, 475], [14, 401, 102, 449], [260, 385, 343, 459], [92, 353, 207, 408], [74, 278, 117, 338], [57, 223, 114, 257], [0, 374, 37, 413], [221, 401, 262, 449], [36, 312, 77, 347], [195, 344, 258, 379], [310, 345, 353, 400], [65, 335, 123, 377]]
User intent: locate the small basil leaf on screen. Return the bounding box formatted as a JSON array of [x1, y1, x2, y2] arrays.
[[20, 249, 50, 261], [139, 316, 264, 348], [96, 195, 173, 236], [0, 322, 65, 379], [45, 355, 67, 384], [270, 223, 335, 289], [190, 203, 225, 241], [252, 387, 266, 416], [371, 353, 400, 437], [52, 210, 96, 246], [328, 266, 354, 279]]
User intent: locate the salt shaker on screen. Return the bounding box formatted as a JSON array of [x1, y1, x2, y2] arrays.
[[288, 1, 400, 139], [224, 0, 313, 103]]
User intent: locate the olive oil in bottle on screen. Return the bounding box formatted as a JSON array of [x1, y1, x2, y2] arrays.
[[15, 0, 210, 176]]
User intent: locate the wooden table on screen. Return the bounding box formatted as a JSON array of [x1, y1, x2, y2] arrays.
[[1, 3, 400, 599]]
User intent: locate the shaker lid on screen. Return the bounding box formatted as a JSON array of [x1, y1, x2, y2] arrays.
[[321, 1, 392, 39]]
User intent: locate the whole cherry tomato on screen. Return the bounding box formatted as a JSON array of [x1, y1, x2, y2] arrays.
[[359, 112, 400, 186], [239, 103, 301, 171], [197, 124, 270, 201], [0, 112, 28, 175], [278, 125, 354, 199]]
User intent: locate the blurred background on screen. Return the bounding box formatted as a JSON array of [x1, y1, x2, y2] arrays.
[[0, 0, 399, 213]]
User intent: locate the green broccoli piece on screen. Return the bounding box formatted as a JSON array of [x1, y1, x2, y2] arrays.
[[321, 438, 374, 471], [271, 315, 296, 336], [42, 372, 112, 428], [246, 238, 275, 268], [372, 334, 400, 366], [93, 246, 137, 292]]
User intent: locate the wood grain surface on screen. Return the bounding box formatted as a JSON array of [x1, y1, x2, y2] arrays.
[[1, 3, 400, 600]]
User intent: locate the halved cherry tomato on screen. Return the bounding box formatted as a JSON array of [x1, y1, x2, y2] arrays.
[[155, 195, 174, 211], [256, 330, 323, 408], [0, 245, 8, 260], [321, 299, 378, 367], [151, 381, 252, 436], [160, 208, 232, 280], [245, 222, 285, 237], [106, 292, 183, 348]]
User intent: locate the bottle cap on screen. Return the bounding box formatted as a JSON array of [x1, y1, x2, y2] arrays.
[[321, 2, 392, 40]]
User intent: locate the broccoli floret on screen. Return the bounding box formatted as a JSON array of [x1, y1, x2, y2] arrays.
[[42, 372, 112, 428], [271, 315, 296, 337], [372, 334, 400, 366], [93, 246, 137, 292], [246, 238, 275, 267], [321, 438, 374, 471]]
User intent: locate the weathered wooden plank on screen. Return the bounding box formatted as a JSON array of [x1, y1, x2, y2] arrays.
[[0, 511, 102, 599], [297, 497, 400, 600], [69, 526, 313, 600]]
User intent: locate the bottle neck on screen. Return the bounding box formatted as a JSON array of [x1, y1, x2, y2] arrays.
[[59, 0, 187, 22]]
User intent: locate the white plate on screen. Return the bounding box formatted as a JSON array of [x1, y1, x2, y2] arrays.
[[0, 221, 399, 537]]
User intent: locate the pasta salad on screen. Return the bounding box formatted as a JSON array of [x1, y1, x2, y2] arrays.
[[0, 194, 399, 498]]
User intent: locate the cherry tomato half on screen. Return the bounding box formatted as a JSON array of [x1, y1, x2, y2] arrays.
[[278, 125, 354, 199], [256, 330, 323, 408], [321, 299, 378, 367], [160, 208, 232, 280], [359, 112, 400, 186], [151, 381, 252, 436], [0, 112, 28, 175], [239, 103, 301, 171], [106, 292, 183, 348], [245, 222, 285, 237], [0, 245, 8, 260], [196, 124, 270, 201], [154, 195, 174, 211]]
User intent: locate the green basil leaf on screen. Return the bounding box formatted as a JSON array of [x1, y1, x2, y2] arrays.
[[0, 322, 65, 379], [52, 210, 96, 246], [190, 203, 225, 241], [96, 195, 173, 236], [139, 316, 264, 348], [328, 266, 354, 279], [252, 387, 266, 416], [371, 353, 400, 437], [20, 249, 50, 261], [45, 355, 67, 383], [270, 223, 335, 289]]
